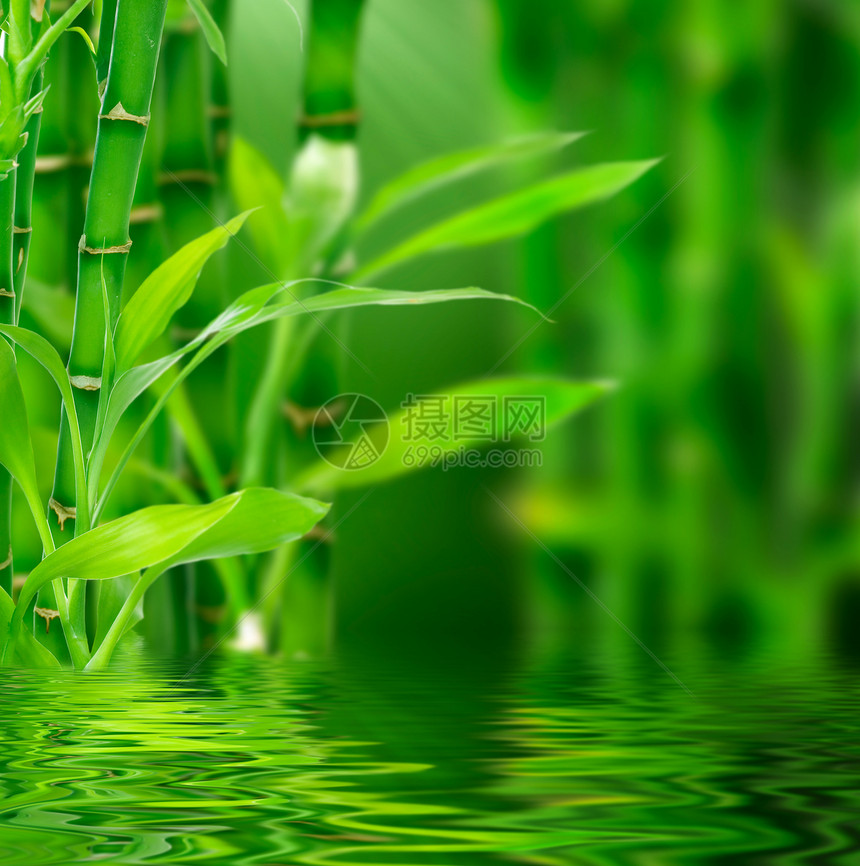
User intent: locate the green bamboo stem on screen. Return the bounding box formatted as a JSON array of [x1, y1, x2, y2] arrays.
[[96, 0, 119, 95], [209, 0, 232, 175], [160, 19, 220, 327], [241, 0, 365, 492], [51, 0, 169, 540], [12, 73, 43, 317], [44, 0, 168, 661], [0, 172, 16, 596], [299, 0, 365, 144]]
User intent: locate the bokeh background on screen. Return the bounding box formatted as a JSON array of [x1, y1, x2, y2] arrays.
[[221, 0, 860, 664]]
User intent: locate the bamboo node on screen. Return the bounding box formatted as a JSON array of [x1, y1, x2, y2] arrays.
[[100, 102, 150, 127], [69, 373, 102, 392], [79, 235, 133, 255], [35, 154, 72, 173], [299, 109, 362, 129], [13, 226, 32, 234], [208, 104, 232, 119], [34, 607, 61, 634], [0, 288, 15, 298], [49, 498, 77, 531], [0, 547, 11, 571]]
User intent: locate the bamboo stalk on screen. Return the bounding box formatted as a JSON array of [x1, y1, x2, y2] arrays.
[[13, 72, 43, 317], [41, 0, 168, 659], [0, 173, 16, 595], [241, 0, 365, 492], [51, 0, 169, 542]]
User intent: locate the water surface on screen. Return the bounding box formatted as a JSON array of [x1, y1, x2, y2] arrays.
[[1, 643, 858, 864]]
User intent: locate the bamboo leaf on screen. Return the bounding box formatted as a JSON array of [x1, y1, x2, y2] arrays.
[[92, 573, 142, 649], [0, 586, 60, 669], [356, 131, 587, 232], [168, 487, 329, 565], [85, 489, 328, 669], [67, 25, 95, 55], [114, 211, 252, 371], [93, 284, 540, 518], [187, 0, 227, 65], [0, 324, 89, 531], [295, 378, 614, 494], [354, 159, 660, 283], [0, 338, 43, 524], [228, 137, 290, 274], [15, 489, 328, 620]]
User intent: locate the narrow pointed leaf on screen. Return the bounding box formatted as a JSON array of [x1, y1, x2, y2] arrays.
[[114, 211, 251, 371], [187, 0, 227, 64], [0, 587, 60, 669], [16, 489, 328, 617], [0, 324, 89, 530], [93, 574, 142, 648], [354, 159, 660, 282], [296, 378, 615, 493], [0, 338, 42, 517], [356, 131, 587, 232], [94, 282, 539, 517], [229, 137, 290, 274]]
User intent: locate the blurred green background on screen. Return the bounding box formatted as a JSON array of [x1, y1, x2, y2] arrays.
[[221, 0, 860, 662]]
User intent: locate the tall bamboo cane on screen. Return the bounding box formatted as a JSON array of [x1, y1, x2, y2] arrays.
[[0, 169, 15, 595], [39, 0, 168, 658], [50, 0, 169, 542]]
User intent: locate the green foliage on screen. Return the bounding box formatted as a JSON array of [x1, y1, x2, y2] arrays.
[[0, 338, 46, 545], [356, 131, 587, 232], [0, 0, 657, 672], [354, 159, 660, 282], [186, 0, 227, 65], [114, 211, 252, 371], [297, 378, 614, 493]]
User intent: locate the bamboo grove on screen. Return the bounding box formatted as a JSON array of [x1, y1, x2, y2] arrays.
[[0, 0, 658, 669]]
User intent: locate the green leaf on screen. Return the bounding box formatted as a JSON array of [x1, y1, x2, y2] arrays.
[[187, 0, 227, 65], [91, 282, 539, 520], [228, 137, 290, 275], [253, 284, 540, 327], [0, 586, 60, 669], [0, 323, 89, 532], [67, 25, 95, 56], [113, 211, 252, 372], [353, 159, 660, 283], [171, 487, 329, 564], [84, 488, 328, 669], [15, 489, 328, 617], [356, 131, 586, 233], [295, 378, 615, 494], [92, 573, 142, 649], [18, 497, 236, 616], [0, 338, 45, 541]]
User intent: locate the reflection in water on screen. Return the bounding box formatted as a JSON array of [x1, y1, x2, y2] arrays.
[[0, 642, 858, 864]]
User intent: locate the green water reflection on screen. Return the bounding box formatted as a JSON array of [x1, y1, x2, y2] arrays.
[[0, 643, 858, 864]]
